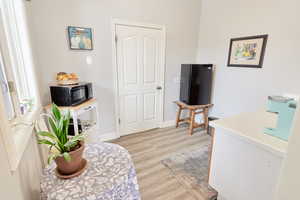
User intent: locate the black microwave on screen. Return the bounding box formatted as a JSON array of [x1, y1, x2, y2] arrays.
[[50, 82, 93, 106]]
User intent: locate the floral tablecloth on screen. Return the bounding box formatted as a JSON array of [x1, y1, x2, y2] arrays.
[[41, 143, 141, 200]]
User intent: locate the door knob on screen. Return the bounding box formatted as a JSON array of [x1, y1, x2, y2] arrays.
[[156, 86, 162, 90]]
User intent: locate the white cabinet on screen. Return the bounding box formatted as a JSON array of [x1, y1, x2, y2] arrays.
[[209, 111, 288, 200]]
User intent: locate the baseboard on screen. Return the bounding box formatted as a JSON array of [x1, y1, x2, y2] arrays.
[[99, 132, 119, 141], [159, 120, 176, 128], [90, 121, 175, 142], [87, 131, 119, 142]]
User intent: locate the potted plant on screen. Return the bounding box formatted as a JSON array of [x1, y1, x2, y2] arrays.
[[37, 104, 86, 176]]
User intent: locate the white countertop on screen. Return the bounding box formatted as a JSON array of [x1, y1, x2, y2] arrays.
[[211, 111, 288, 157]]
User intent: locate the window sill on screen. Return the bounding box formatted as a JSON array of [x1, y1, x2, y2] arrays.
[[10, 107, 41, 172]]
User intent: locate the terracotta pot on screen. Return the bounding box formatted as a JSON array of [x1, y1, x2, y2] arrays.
[[55, 141, 85, 175]]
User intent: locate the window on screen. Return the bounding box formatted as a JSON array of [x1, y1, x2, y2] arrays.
[[0, 0, 40, 119], [0, 52, 15, 120], [0, 0, 41, 171]]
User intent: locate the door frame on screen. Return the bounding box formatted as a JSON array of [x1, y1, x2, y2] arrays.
[[111, 19, 166, 137]]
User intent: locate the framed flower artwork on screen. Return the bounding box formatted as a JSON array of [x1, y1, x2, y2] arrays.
[[227, 34, 268, 68]]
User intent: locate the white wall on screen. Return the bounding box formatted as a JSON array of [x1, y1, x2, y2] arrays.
[[0, 133, 44, 200], [25, 0, 201, 134], [0, 134, 24, 200], [197, 0, 300, 118]]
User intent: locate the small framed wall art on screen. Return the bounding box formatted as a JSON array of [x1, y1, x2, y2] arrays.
[[227, 34, 268, 68], [67, 26, 93, 50]]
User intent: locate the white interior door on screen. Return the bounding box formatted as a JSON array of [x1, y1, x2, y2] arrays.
[[116, 24, 164, 136]]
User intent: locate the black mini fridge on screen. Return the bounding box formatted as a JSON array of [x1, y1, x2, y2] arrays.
[[180, 64, 213, 105]]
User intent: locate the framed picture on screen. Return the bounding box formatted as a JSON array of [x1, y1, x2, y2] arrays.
[[67, 26, 93, 50], [227, 34, 268, 68]]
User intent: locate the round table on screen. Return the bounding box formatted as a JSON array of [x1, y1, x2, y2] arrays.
[[41, 143, 141, 200]]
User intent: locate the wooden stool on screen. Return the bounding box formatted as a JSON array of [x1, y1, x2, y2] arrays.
[[174, 101, 213, 135]]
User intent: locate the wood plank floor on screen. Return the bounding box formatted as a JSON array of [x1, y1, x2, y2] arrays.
[[111, 126, 210, 200]]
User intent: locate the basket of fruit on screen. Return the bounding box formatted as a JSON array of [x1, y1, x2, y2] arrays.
[[56, 72, 79, 85]]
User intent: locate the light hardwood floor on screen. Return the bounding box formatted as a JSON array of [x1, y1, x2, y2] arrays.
[[111, 126, 210, 200]]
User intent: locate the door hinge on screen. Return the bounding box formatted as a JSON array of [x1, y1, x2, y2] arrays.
[[7, 81, 15, 93], [115, 35, 118, 43]]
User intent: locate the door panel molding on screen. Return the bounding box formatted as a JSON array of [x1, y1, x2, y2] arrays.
[[143, 36, 157, 84], [143, 92, 157, 120], [112, 19, 166, 137], [122, 36, 138, 85]]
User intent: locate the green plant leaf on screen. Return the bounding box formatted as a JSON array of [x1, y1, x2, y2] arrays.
[[57, 117, 65, 145], [63, 111, 71, 143], [38, 139, 55, 146], [64, 134, 85, 149], [52, 103, 61, 121], [48, 117, 58, 135], [63, 152, 71, 162], [48, 115, 65, 149], [47, 153, 58, 164], [58, 117, 64, 131], [64, 140, 77, 150], [72, 134, 85, 141], [58, 117, 64, 133], [37, 131, 57, 141]]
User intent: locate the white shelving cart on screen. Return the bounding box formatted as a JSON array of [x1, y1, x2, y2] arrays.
[[45, 98, 100, 142]]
